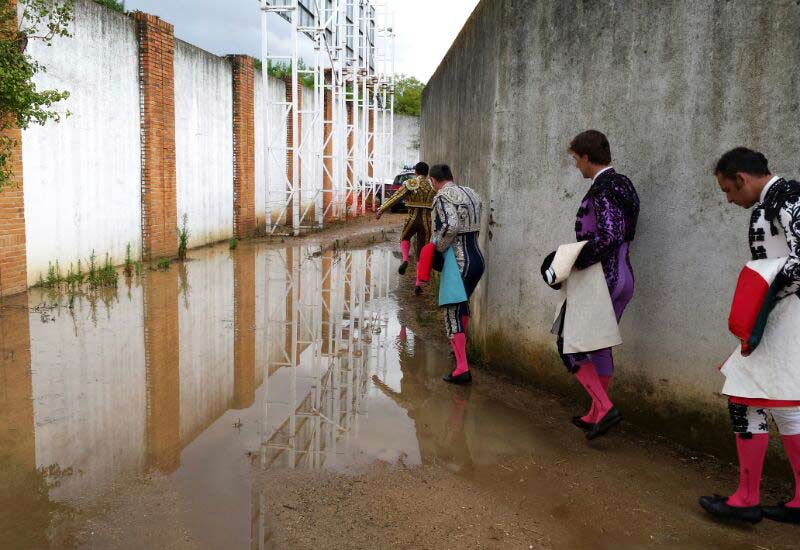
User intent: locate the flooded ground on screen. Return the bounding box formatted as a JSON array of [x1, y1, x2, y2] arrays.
[[1, 231, 799, 549]]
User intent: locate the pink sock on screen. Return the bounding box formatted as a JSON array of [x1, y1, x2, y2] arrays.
[[782, 434, 800, 508], [582, 375, 613, 423], [461, 315, 470, 332], [574, 363, 613, 419], [727, 434, 769, 507], [401, 240, 410, 263], [451, 333, 469, 376]]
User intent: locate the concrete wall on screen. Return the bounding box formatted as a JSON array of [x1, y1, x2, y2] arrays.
[[254, 71, 289, 228], [174, 40, 234, 248], [21, 0, 142, 286], [421, 0, 800, 452], [393, 114, 420, 172], [31, 287, 147, 500], [179, 247, 234, 445]]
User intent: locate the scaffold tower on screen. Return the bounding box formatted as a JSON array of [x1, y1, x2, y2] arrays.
[[260, 0, 396, 235]]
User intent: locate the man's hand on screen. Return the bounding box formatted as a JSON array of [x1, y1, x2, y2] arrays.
[[740, 340, 753, 357], [375, 210, 383, 220]]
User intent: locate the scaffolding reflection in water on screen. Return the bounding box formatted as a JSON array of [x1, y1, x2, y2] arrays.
[[260, 246, 391, 469], [251, 246, 392, 547]]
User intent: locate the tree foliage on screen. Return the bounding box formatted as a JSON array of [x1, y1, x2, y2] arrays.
[[93, 0, 123, 13], [0, 0, 74, 189], [393, 75, 423, 117]]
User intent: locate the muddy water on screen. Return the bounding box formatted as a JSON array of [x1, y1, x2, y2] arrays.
[[0, 242, 537, 548], [1, 241, 796, 549]]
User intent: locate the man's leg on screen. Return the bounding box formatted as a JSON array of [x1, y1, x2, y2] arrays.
[[763, 407, 800, 523], [699, 402, 767, 523], [398, 213, 416, 275], [443, 304, 470, 384], [580, 349, 614, 424]]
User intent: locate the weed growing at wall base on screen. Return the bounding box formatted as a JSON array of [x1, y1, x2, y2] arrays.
[[177, 214, 189, 260]]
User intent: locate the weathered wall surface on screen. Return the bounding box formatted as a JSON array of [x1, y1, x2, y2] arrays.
[[21, 0, 142, 285], [422, 0, 800, 452], [393, 114, 420, 172], [174, 40, 234, 248]]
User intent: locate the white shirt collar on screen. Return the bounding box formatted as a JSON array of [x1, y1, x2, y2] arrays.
[[592, 166, 613, 182], [759, 175, 781, 204]]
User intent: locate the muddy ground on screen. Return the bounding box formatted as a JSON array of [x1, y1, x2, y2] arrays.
[[3, 215, 798, 549]]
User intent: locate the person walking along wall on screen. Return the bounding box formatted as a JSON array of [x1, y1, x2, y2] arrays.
[[542, 130, 640, 440], [429, 164, 485, 385], [376, 162, 437, 293], [700, 148, 800, 525]]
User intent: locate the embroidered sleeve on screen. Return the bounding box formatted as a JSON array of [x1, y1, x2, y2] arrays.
[[576, 188, 626, 269], [378, 181, 410, 214], [433, 196, 459, 252], [776, 197, 800, 297]]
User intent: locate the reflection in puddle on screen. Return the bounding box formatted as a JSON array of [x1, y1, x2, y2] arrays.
[[0, 241, 555, 549]]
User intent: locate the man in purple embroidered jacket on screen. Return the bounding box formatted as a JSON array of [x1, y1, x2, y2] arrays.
[[700, 148, 800, 525], [542, 130, 640, 440]]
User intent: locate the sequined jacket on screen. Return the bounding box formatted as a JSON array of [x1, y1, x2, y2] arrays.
[[432, 182, 482, 253], [574, 168, 640, 274], [378, 176, 437, 213], [749, 177, 800, 299]]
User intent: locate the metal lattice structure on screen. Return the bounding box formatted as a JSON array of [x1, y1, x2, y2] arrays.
[[260, 1, 396, 235], [258, 247, 392, 474]]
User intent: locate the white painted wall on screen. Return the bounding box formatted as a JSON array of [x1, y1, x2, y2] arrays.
[[254, 71, 289, 228], [393, 114, 420, 173], [174, 40, 234, 248], [179, 246, 235, 445], [21, 0, 142, 286], [31, 288, 147, 500]]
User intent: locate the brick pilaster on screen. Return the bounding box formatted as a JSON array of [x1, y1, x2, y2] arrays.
[[285, 77, 303, 226], [143, 268, 181, 472], [0, 0, 28, 296], [229, 55, 256, 239], [233, 245, 256, 409], [133, 12, 178, 260], [0, 294, 35, 479]]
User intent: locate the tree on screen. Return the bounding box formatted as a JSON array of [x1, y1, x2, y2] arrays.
[[393, 75, 423, 117], [93, 0, 123, 12], [0, 0, 74, 190]]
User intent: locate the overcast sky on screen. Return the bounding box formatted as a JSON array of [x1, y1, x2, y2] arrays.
[[123, 0, 480, 83]]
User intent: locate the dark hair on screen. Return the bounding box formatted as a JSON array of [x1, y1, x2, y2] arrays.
[[714, 147, 770, 180], [568, 130, 612, 165], [414, 161, 429, 176], [429, 164, 453, 182]]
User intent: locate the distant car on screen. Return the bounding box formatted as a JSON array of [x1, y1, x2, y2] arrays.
[[379, 169, 415, 213]]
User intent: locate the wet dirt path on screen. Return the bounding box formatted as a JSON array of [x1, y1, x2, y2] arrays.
[[1, 220, 797, 549]]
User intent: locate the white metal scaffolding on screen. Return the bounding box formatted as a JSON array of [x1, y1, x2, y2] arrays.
[[260, 0, 396, 235], [259, 247, 392, 472]]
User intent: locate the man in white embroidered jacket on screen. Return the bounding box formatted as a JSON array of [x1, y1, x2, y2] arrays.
[[700, 147, 800, 525]]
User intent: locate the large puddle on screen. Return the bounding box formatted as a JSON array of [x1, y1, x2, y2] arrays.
[[1, 241, 556, 549]]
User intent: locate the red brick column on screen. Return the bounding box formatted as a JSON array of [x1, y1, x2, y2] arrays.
[[0, 294, 35, 478], [133, 12, 178, 260], [285, 77, 303, 226], [0, 0, 28, 296], [143, 268, 181, 473], [233, 245, 256, 409], [229, 55, 256, 239]]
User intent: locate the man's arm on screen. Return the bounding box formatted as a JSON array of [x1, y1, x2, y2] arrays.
[[776, 197, 800, 297], [575, 189, 626, 270], [377, 182, 410, 217]]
